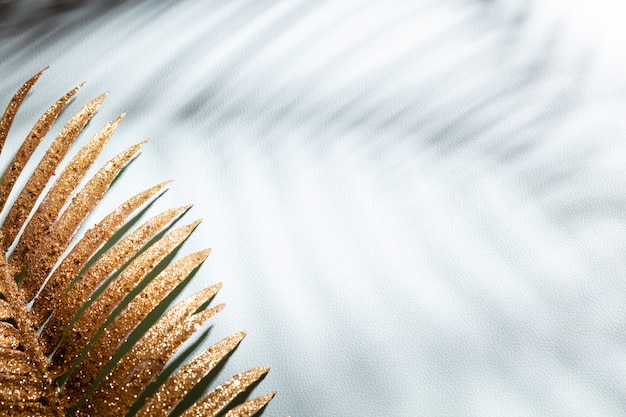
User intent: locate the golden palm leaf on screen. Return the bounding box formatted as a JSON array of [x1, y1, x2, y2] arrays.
[[0, 68, 275, 416]]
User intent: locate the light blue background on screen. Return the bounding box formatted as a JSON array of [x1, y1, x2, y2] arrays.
[[2, 1, 626, 415]]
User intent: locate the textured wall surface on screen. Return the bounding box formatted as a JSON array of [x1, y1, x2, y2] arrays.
[[2, 1, 626, 415]]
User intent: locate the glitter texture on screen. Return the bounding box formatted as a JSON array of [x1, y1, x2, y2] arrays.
[[50, 220, 202, 375], [0, 402, 54, 417], [30, 181, 170, 328], [0, 321, 21, 348], [2, 92, 107, 256], [0, 83, 82, 215], [0, 67, 47, 154], [19, 117, 135, 302], [0, 349, 37, 375], [63, 250, 214, 401], [74, 289, 224, 414], [223, 391, 277, 417], [136, 331, 246, 416], [0, 299, 13, 320], [179, 367, 271, 417], [0, 71, 274, 416], [39, 205, 189, 355], [0, 252, 58, 414]]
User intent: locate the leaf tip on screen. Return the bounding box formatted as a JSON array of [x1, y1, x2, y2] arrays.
[[96, 92, 109, 103], [212, 302, 226, 315], [199, 247, 212, 259]]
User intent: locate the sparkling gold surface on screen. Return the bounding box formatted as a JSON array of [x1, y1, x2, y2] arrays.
[[22, 112, 127, 245], [0, 349, 37, 375], [63, 250, 214, 401], [137, 331, 245, 416], [0, 68, 47, 155], [0, 250, 59, 414], [0, 256, 46, 375], [0, 321, 21, 349], [19, 116, 134, 302], [30, 181, 170, 328], [0, 402, 57, 417], [180, 367, 271, 417], [0, 374, 45, 401], [2, 93, 107, 256], [0, 74, 274, 416], [223, 391, 276, 417], [51, 220, 202, 375], [14, 111, 126, 263], [0, 84, 82, 215], [0, 299, 12, 321], [73, 289, 224, 414], [39, 205, 189, 354]]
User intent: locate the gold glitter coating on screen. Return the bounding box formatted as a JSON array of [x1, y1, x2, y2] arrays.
[[0, 73, 274, 416], [21, 140, 146, 304], [179, 367, 271, 417], [30, 181, 170, 328], [39, 205, 189, 354], [0, 67, 47, 155], [0, 256, 46, 374], [0, 374, 45, 401], [63, 250, 214, 401], [0, 321, 21, 349], [0, 402, 56, 417], [0, 84, 82, 214], [19, 117, 135, 302], [2, 93, 107, 254], [7, 95, 112, 271], [73, 290, 224, 414], [223, 391, 276, 417], [51, 220, 202, 375], [0, 253, 59, 414], [0, 349, 37, 375], [136, 331, 246, 416], [0, 299, 12, 320]]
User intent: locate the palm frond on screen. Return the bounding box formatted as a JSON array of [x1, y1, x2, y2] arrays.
[[0, 70, 274, 416]]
